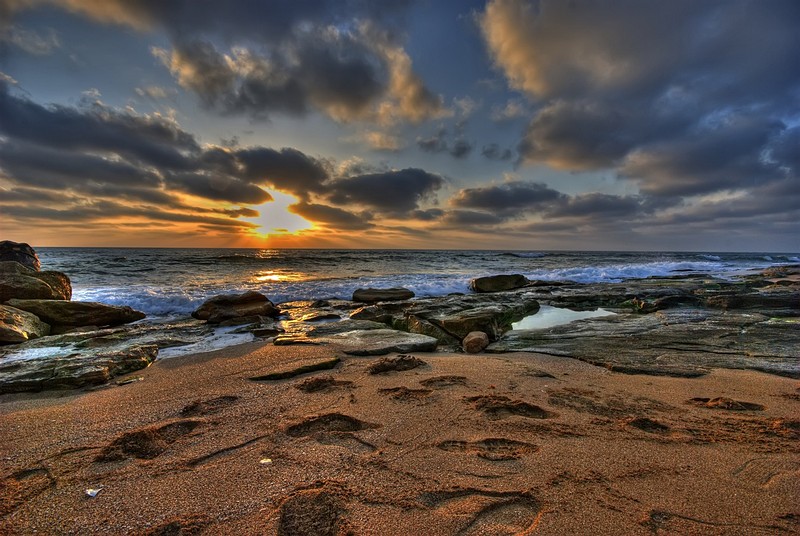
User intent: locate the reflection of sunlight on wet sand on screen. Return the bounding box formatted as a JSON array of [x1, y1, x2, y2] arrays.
[[247, 190, 313, 237]]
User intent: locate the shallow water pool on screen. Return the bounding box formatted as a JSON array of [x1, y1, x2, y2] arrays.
[[511, 305, 615, 330]]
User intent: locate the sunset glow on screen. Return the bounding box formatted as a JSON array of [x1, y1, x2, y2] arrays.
[[0, 1, 796, 251], [247, 191, 314, 238]]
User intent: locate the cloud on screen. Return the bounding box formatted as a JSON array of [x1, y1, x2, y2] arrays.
[[1, 24, 59, 54], [288, 202, 373, 230], [450, 181, 564, 212], [417, 128, 448, 154], [6, 1, 444, 125], [327, 168, 444, 214], [134, 85, 176, 100], [0, 80, 198, 170], [416, 127, 473, 159], [233, 146, 331, 199], [165, 171, 272, 204], [481, 143, 513, 161], [480, 0, 800, 198], [129, 5, 443, 124], [449, 139, 473, 159], [620, 115, 788, 197], [490, 98, 526, 122], [0, 141, 162, 190], [441, 209, 506, 226], [360, 130, 405, 151]]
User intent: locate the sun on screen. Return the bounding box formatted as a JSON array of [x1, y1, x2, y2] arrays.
[[247, 190, 313, 237]]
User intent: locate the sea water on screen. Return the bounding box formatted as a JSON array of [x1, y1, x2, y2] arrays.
[[16, 249, 797, 358]]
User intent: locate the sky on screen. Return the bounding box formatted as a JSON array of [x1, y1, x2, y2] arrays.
[[0, 0, 798, 251]]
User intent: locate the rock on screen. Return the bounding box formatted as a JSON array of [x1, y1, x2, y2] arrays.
[[469, 274, 528, 293], [352, 287, 415, 303], [403, 294, 540, 341], [0, 261, 72, 302], [0, 345, 157, 393], [487, 307, 799, 379], [349, 304, 398, 323], [192, 291, 279, 323], [0, 241, 40, 271], [316, 329, 438, 356], [462, 331, 489, 353], [6, 299, 145, 328], [300, 312, 341, 322], [307, 319, 388, 336], [0, 304, 51, 343]]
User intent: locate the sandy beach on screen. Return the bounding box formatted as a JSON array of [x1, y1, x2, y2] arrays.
[[1, 342, 798, 535]]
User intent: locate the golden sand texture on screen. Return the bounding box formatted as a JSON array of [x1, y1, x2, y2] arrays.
[[1, 342, 798, 535]]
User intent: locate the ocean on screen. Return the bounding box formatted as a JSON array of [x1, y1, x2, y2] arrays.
[[17, 248, 797, 359], [38, 249, 798, 317]]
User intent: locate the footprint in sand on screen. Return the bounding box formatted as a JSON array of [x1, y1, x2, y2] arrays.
[[0, 467, 55, 516], [180, 395, 239, 417], [421, 375, 469, 389], [276, 486, 351, 536], [465, 395, 556, 420], [622, 416, 671, 434], [368, 355, 426, 374], [640, 509, 783, 535], [294, 376, 353, 393], [379, 386, 433, 401], [420, 490, 542, 535], [732, 457, 800, 487], [688, 397, 766, 411], [284, 413, 378, 453], [95, 419, 204, 462], [437, 438, 539, 461]]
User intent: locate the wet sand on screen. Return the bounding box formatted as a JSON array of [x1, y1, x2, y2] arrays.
[[1, 342, 798, 535]]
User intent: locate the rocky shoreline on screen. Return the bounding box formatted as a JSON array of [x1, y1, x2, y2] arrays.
[[1, 241, 798, 394]]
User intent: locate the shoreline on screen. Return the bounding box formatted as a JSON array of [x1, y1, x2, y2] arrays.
[[2, 342, 798, 534]]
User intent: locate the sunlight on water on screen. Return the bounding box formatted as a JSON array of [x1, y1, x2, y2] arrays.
[[512, 305, 615, 330]]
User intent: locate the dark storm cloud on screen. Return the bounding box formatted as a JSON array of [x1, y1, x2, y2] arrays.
[[234, 147, 331, 199], [165, 171, 272, 204], [288, 202, 373, 230], [327, 168, 444, 214], [12, 0, 443, 123], [548, 193, 643, 219], [481, 144, 513, 161], [417, 129, 448, 154], [417, 128, 474, 159], [620, 115, 790, 197], [0, 141, 162, 189], [410, 208, 444, 221], [0, 80, 198, 170], [158, 35, 387, 120], [0, 200, 257, 229], [481, 0, 800, 198], [450, 181, 564, 212], [441, 210, 505, 226], [449, 139, 473, 159]]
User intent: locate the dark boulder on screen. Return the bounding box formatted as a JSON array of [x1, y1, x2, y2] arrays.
[[462, 331, 489, 353], [0, 345, 157, 393], [469, 274, 528, 293], [0, 304, 51, 344], [192, 290, 279, 323], [0, 261, 72, 302], [0, 241, 41, 271], [352, 288, 415, 303], [6, 299, 145, 328]]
